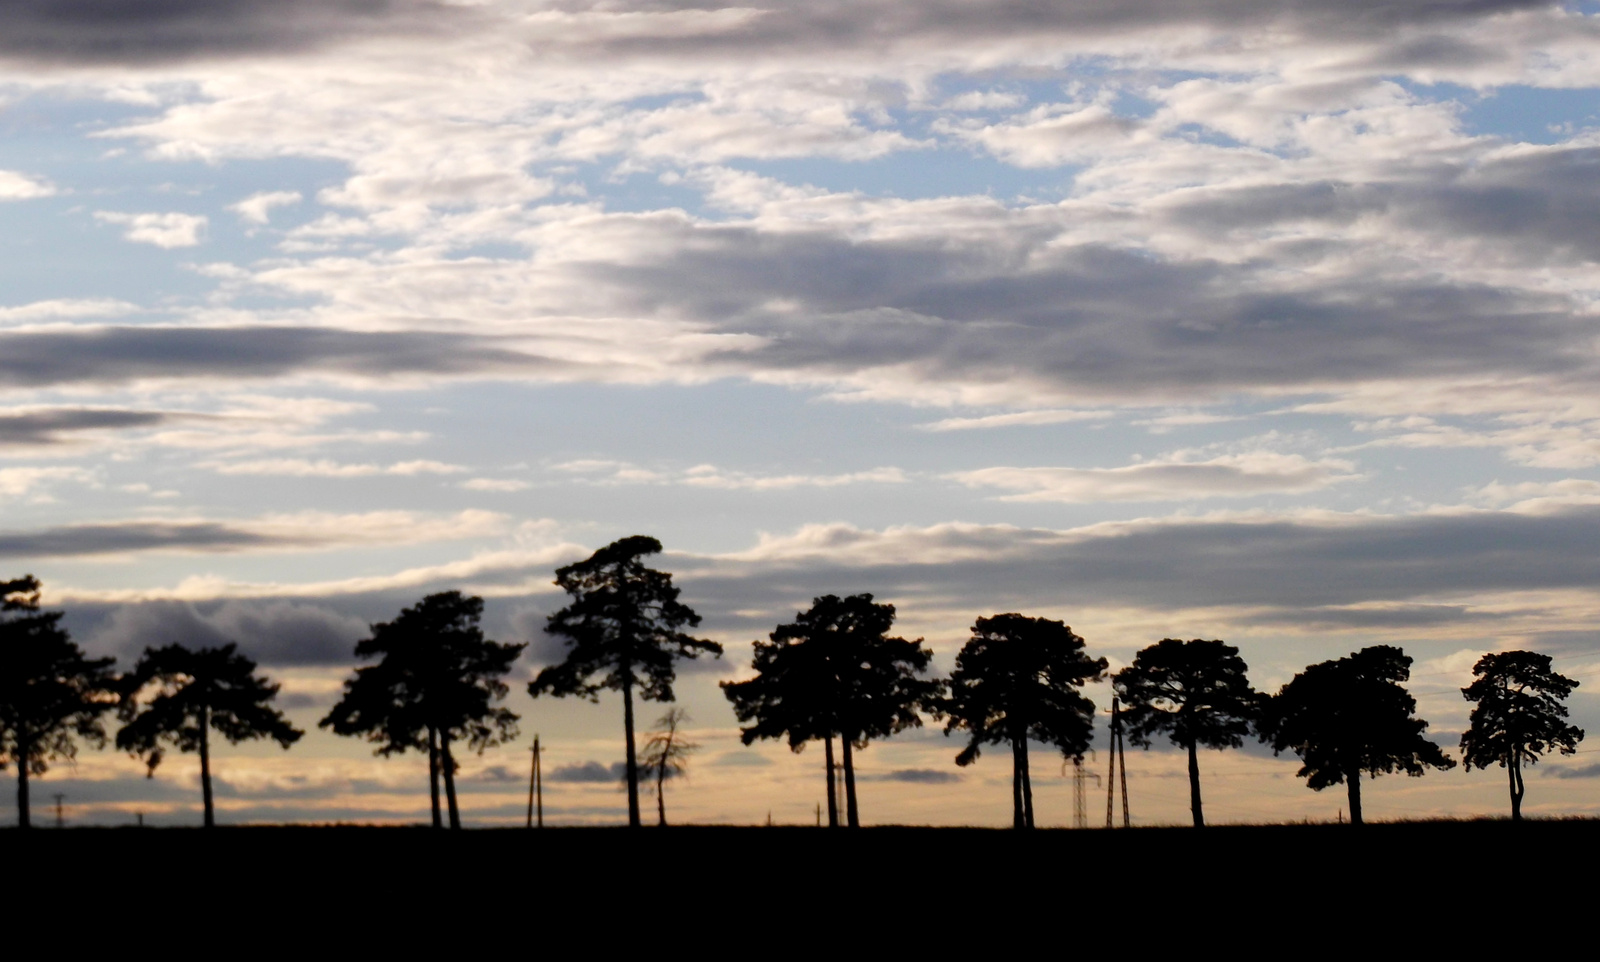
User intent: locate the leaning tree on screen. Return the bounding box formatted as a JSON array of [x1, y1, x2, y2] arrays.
[[117, 642, 302, 828], [722, 593, 941, 828], [530, 536, 720, 828], [638, 708, 698, 827], [0, 576, 118, 828], [1261, 645, 1454, 825], [1114, 638, 1262, 828], [321, 591, 524, 829], [942, 613, 1107, 829], [1460, 650, 1584, 822]]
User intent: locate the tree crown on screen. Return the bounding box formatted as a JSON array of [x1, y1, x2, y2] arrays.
[[941, 613, 1107, 766], [0, 575, 118, 775], [1114, 638, 1262, 751], [321, 590, 524, 756], [531, 536, 720, 704], [721, 593, 943, 751], [1460, 649, 1584, 772], [1262, 645, 1454, 789], [116, 642, 302, 774]]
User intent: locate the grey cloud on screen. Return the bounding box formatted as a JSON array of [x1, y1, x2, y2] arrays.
[[0, 0, 472, 66], [676, 503, 1600, 623], [546, 760, 628, 783], [0, 326, 557, 390], [0, 521, 284, 557], [0, 407, 181, 446], [86, 598, 367, 665], [1545, 763, 1600, 779], [710, 751, 772, 767], [1238, 604, 1513, 630], [586, 221, 1589, 403], [861, 768, 962, 784]]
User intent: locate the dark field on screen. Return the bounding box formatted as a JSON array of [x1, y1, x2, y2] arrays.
[[10, 820, 1594, 914]]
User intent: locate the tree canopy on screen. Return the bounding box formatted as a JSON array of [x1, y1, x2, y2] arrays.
[[942, 613, 1107, 829], [0, 575, 118, 828], [1261, 645, 1454, 825], [723, 593, 941, 827], [531, 535, 720, 827], [321, 591, 523, 829], [1114, 638, 1262, 827], [116, 642, 302, 828], [1460, 650, 1584, 821]]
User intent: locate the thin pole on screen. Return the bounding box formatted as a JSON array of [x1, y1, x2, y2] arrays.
[[534, 736, 547, 825], [1117, 713, 1131, 829], [53, 793, 65, 830], [1105, 698, 1119, 828]]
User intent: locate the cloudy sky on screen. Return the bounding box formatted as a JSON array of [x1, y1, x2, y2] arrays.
[[5, 0, 1600, 827]]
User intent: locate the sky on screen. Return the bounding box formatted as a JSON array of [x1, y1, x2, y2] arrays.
[[4, 0, 1600, 828]]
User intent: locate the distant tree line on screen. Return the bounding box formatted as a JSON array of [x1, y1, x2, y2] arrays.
[[0, 538, 1588, 829]]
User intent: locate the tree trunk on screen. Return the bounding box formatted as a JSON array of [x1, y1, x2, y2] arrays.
[[656, 745, 668, 827], [823, 735, 838, 828], [1510, 752, 1524, 823], [1011, 733, 1024, 829], [622, 673, 641, 828], [1347, 770, 1363, 826], [427, 725, 442, 829], [440, 729, 461, 830], [840, 734, 860, 828], [1187, 739, 1204, 828], [199, 704, 214, 829], [1020, 738, 1034, 830], [16, 735, 30, 830]]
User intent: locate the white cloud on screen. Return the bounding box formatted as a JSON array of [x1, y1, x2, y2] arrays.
[[0, 466, 95, 499], [951, 453, 1359, 503], [203, 458, 465, 477], [550, 460, 907, 490], [230, 190, 302, 224], [918, 409, 1115, 432], [93, 211, 207, 248], [0, 298, 138, 325], [461, 478, 531, 491], [0, 170, 55, 200]]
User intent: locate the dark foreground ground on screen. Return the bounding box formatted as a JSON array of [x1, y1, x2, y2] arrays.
[[8, 821, 1592, 939]]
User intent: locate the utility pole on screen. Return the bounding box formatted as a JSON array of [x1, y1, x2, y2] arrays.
[[525, 735, 543, 829], [1068, 754, 1099, 829], [1105, 697, 1131, 828], [53, 793, 65, 829]]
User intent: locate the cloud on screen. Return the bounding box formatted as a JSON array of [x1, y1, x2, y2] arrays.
[[230, 190, 302, 224], [919, 409, 1114, 432], [950, 453, 1358, 503], [0, 298, 137, 324], [862, 768, 963, 784], [0, 0, 472, 66], [1546, 763, 1600, 779], [461, 478, 531, 492], [85, 598, 368, 666], [0, 326, 556, 390], [204, 458, 465, 478], [552, 460, 908, 490], [0, 407, 182, 446], [0, 170, 55, 199], [546, 760, 627, 783], [0, 509, 507, 558], [94, 211, 208, 248], [0, 465, 95, 499]]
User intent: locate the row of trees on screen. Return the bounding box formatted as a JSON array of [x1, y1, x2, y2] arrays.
[[0, 534, 1589, 828]]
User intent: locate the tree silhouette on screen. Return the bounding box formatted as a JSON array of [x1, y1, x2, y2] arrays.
[[942, 613, 1107, 829], [723, 594, 941, 828], [116, 643, 302, 828], [1261, 645, 1454, 825], [1114, 638, 1262, 828], [530, 536, 720, 828], [1460, 650, 1584, 822], [321, 591, 523, 829], [0, 576, 117, 829], [639, 708, 698, 827]]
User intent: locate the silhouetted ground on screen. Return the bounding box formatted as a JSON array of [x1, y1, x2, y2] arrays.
[[11, 820, 1591, 931]]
